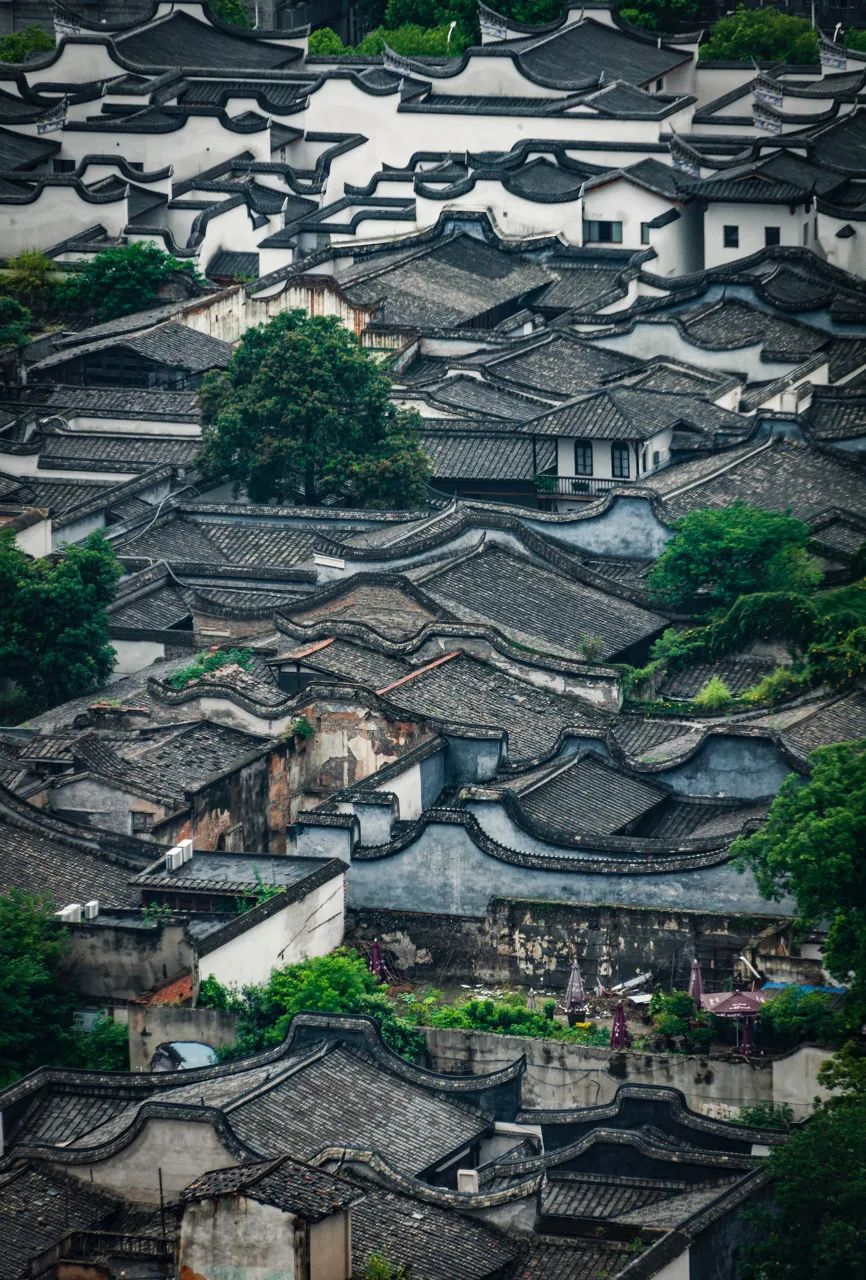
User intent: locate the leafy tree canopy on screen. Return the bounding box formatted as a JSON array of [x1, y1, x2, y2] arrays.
[[741, 1097, 866, 1280], [209, 0, 251, 24], [845, 29, 866, 52], [0, 892, 128, 1085], [0, 530, 121, 721], [0, 24, 54, 64], [0, 295, 31, 353], [699, 5, 819, 62], [2, 251, 58, 317], [732, 740, 866, 1019], [57, 242, 201, 324], [647, 502, 821, 612], [198, 949, 425, 1060], [619, 0, 697, 34], [199, 310, 431, 507]]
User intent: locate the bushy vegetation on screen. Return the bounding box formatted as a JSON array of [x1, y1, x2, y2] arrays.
[[647, 504, 821, 613], [0, 531, 121, 722], [735, 1101, 795, 1131], [209, 0, 251, 26], [167, 647, 254, 691], [646, 988, 715, 1053], [0, 891, 128, 1086], [698, 5, 819, 62], [0, 295, 31, 353], [692, 675, 732, 712], [0, 24, 54, 63], [310, 21, 471, 54], [740, 1048, 866, 1280], [199, 310, 431, 508], [198, 949, 426, 1060], [758, 987, 847, 1051], [198, 951, 611, 1062], [733, 741, 866, 1023]]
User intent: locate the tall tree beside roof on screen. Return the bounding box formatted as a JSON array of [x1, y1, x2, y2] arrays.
[[0, 530, 121, 722], [2, 251, 58, 318], [732, 740, 866, 1022], [199, 310, 431, 508], [698, 4, 819, 62], [646, 502, 821, 612], [0, 891, 77, 1086], [0, 296, 31, 354]]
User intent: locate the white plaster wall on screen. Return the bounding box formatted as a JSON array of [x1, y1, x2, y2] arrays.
[[11, 517, 52, 557], [820, 215, 866, 278], [375, 759, 422, 819], [111, 638, 167, 675], [64, 416, 200, 436], [65, 1115, 236, 1202], [310, 1214, 352, 1280], [704, 202, 811, 268], [199, 873, 346, 987], [56, 117, 271, 182], [1, 186, 128, 255], [590, 323, 799, 381], [555, 429, 670, 480]]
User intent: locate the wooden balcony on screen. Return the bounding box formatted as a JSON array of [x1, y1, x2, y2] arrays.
[[535, 474, 630, 503]]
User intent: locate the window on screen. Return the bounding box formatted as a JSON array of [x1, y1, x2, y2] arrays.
[[583, 219, 623, 244], [655, 78, 664, 91], [803, 222, 809, 245], [611, 444, 630, 479], [765, 226, 781, 247], [652, 449, 661, 469], [723, 225, 739, 249], [574, 440, 593, 476], [641, 222, 651, 245], [131, 811, 154, 833]]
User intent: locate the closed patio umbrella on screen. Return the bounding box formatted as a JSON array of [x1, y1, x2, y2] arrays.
[[368, 938, 386, 980], [610, 1001, 632, 1049], [565, 959, 586, 1009], [688, 958, 704, 1006]]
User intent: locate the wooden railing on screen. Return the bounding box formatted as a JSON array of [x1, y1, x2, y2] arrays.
[[535, 475, 629, 499]]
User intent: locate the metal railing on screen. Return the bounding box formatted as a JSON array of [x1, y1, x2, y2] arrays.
[[30, 1232, 174, 1279], [535, 475, 630, 499]]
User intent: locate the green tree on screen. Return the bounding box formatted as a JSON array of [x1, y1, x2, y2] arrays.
[[68, 1016, 130, 1071], [0, 25, 54, 63], [308, 26, 348, 53], [199, 310, 431, 507], [209, 0, 251, 26], [741, 1099, 866, 1280], [647, 502, 821, 612], [732, 741, 866, 1019], [845, 30, 866, 53], [618, 0, 697, 34], [199, 949, 425, 1060], [57, 242, 200, 324], [0, 891, 78, 1086], [758, 987, 845, 1050], [364, 1253, 411, 1280], [699, 4, 819, 62], [3, 251, 58, 317], [0, 296, 31, 353], [0, 530, 121, 720]]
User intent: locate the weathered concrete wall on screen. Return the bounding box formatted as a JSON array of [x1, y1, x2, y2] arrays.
[[423, 1029, 828, 1120], [68, 921, 195, 1003], [155, 744, 292, 854], [128, 1005, 240, 1073], [64, 1116, 237, 1202], [180, 1196, 298, 1280], [348, 900, 774, 992]]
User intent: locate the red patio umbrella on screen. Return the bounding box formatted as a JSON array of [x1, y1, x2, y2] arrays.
[[700, 990, 774, 1017], [610, 1001, 632, 1049], [688, 959, 704, 1006], [368, 938, 387, 980]]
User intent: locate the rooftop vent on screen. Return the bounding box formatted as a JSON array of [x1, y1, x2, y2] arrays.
[[457, 1169, 479, 1194]]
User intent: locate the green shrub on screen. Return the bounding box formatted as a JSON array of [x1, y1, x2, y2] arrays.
[[308, 26, 347, 53], [759, 988, 847, 1050], [0, 25, 54, 63], [735, 1101, 795, 1131], [741, 666, 808, 706], [168, 647, 253, 690], [693, 675, 732, 712], [69, 1016, 129, 1071], [56, 243, 201, 324]]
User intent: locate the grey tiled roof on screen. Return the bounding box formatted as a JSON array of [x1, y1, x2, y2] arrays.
[[651, 441, 866, 525], [419, 544, 666, 661], [521, 386, 740, 441], [182, 1156, 361, 1221], [421, 430, 555, 480], [780, 690, 866, 755], [660, 657, 776, 700], [674, 299, 825, 357], [226, 1044, 490, 1174], [514, 752, 668, 836], [484, 332, 639, 396], [291, 582, 439, 641], [32, 323, 233, 376], [0, 1163, 120, 1280], [12, 385, 200, 418], [516, 1234, 634, 1280], [807, 390, 866, 441], [38, 433, 200, 472], [349, 1180, 521, 1280], [115, 11, 300, 71], [515, 18, 687, 90]]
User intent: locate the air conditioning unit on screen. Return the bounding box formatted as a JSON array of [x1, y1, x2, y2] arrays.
[[179, 838, 194, 863], [165, 850, 183, 872], [56, 903, 82, 924], [83, 900, 99, 920]]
